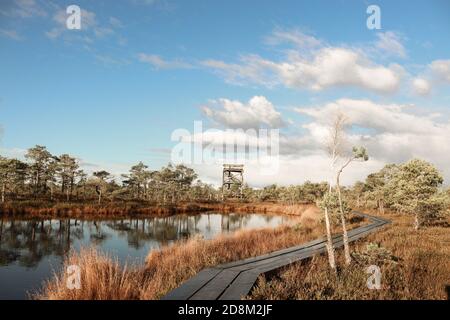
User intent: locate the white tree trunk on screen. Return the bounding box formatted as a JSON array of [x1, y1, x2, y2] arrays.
[[324, 207, 336, 270], [336, 176, 351, 265], [414, 213, 420, 230]]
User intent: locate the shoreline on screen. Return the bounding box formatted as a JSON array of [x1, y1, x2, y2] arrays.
[[0, 201, 319, 220], [33, 211, 372, 300]]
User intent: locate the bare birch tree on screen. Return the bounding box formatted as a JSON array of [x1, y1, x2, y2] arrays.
[[336, 146, 368, 265], [321, 113, 349, 270], [324, 112, 369, 266]]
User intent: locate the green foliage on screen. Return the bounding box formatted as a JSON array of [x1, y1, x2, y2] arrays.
[[360, 164, 399, 212], [416, 191, 450, 225], [388, 159, 443, 214], [240, 181, 328, 204], [259, 184, 279, 201], [318, 191, 351, 224], [1, 143, 449, 228], [352, 146, 369, 161], [357, 159, 447, 228], [351, 243, 399, 266]]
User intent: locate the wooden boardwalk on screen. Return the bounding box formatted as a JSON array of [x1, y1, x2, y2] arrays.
[[162, 211, 390, 300]]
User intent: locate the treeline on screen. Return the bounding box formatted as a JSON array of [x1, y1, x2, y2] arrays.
[[347, 159, 450, 228], [241, 181, 328, 204], [0, 145, 329, 205], [243, 159, 450, 229], [1, 145, 449, 228], [0, 145, 216, 204]]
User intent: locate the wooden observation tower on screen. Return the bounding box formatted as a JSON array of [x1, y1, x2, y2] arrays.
[[222, 164, 244, 199]]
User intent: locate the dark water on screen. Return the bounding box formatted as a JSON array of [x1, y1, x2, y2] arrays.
[[0, 212, 292, 300]]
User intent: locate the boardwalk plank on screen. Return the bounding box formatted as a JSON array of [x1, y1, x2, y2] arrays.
[[189, 269, 241, 300], [219, 271, 260, 300], [161, 268, 222, 300], [162, 211, 390, 300]]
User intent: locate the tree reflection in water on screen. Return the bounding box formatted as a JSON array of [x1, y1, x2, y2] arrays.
[[0, 213, 289, 268]]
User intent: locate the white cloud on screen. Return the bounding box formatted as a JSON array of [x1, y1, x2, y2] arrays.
[[0, 0, 47, 18], [176, 96, 450, 186], [94, 54, 130, 66], [293, 98, 450, 182], [202, 55, 278, 87], [0, 28, 22, 40], [203, 30, 404, 94], [430, 60, 450, 83], [295, 99, 444, 136], [375, 31, 406, 58], [0, 146, 131, 180], [45, 8, 119, 42], [46, 8, 97, 39], [0, 147, 27, 159], [272, 48, 403, 93], [78, 160, 132, 179], [409, 59, 450, 95], [109, 17, 123, 28], [191, 155, 386, 188], [138, 53, 192, 69], [265, 28, 322, 49], [93, 26, 114, 38], [202, 96, 286, 129], [412, 78, 431, 96], [407, 59, 450, 95]]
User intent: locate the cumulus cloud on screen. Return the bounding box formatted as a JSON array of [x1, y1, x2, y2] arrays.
[[178, 95, 450, 186], [430, 60, 450, 83], [294, 98, 450, 181], [412, 78, 431, 96], [203, 30, 404, 94], [138, 53, 192, 69], [295, 99, 440, 135], [191, 155, 386, 188], [0, 147, 27, 159], [409, 59, 450, 95], [202, 96, 286, 129], [273, 48, 402, 93], [78, 160, 132, 178]]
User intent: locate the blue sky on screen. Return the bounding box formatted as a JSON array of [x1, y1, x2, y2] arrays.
[[1, 0, 450, 186]]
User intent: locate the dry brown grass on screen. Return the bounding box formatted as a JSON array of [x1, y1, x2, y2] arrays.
[[35, 207, 370, 300], [247, 212, 450, 300], [0, 202, 212, 219], [35, 209, 326, 300], [34, 248, 142, 300], [140, 219, 322, 299], [1, 201, 320, 220], [33, 204, 450, 300], [202, 202, 320, 218]]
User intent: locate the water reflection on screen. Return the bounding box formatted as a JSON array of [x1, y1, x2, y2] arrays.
[[0, 212, 291, 299]]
